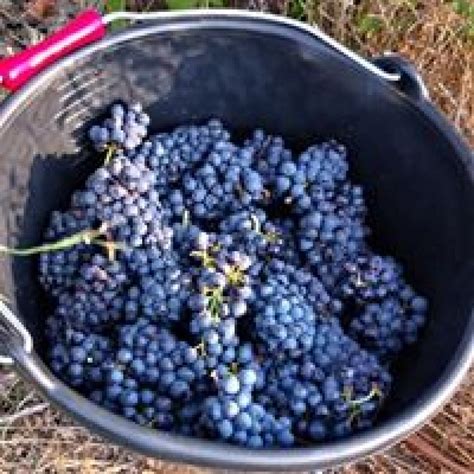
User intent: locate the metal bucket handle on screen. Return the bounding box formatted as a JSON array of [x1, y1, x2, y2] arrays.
[[0, 300, 33, 365]]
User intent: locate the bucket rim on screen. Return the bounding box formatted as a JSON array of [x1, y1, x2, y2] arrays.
[[1, 10, 473, 470]]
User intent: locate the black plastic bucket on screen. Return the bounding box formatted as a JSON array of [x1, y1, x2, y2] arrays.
[[0, 10, 473, 471]]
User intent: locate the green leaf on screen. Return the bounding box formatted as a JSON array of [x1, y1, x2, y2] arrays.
[[464, 23, 474, 41], [106, 0, 127, 12], [106, 0, 127, 30], [453, 0, 474, 18], [357, 15, 384, 38], [452, 0, 468, 16], [166, 0, 200, 9], [286, 0, 307, 21]]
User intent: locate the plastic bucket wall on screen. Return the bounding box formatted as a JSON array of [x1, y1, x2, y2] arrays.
[[0, 13, 473, 471]]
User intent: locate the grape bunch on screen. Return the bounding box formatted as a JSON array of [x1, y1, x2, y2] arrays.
[[53, 254, 128, 329], [123, 247, 192, 325], [187, 243, 253, 369], [164, 141, 264, 221], [48, 324, 112, 389], [340, 253, 427, 360], [89, 103, 149, 152], [35, 101, 429, 448], [138, 119, 230, 193], [257, 317, 391, 441], [253, 277, 317, 357], [201, 370, 295, 448]]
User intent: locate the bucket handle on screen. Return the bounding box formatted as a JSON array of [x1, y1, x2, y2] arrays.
[[0, 300, 33, 365], [372, 53, 430, 102], [0, 9, 402, 92]]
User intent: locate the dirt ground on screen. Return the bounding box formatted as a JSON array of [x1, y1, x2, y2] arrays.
[[0, 1, 473, 473]]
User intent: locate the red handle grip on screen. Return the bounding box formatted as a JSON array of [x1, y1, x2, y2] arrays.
[[0, 9, 106, 92]]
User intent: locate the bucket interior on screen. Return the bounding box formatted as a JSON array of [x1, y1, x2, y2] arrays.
[[0, 24, 473, 428]]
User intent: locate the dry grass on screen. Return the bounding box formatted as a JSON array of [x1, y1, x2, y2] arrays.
[[0, 1, 473, 473], [1, 369, 473, 473], [297, 0, 474, 147], [0, 373, 209, 473]]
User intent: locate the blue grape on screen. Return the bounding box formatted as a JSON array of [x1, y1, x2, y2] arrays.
[[44, 117, 428, 448]]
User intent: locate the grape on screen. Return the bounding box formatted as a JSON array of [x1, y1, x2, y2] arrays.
[[88, 102, 149, 152], [334, 252, 428, 360], [258, 318, 391, 441], [43, 109, 428, 448], [253, 278, 317, 357]]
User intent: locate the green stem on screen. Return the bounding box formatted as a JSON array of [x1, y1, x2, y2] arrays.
[[225, 265, 245, 286], [94, 239, 127, 257], [250, 213, 279, 242], [104, 145, 116, 166], [190, 250, 215, 268], [203, 286, 224, 322], [0, 227, 106, 256], [195, 341, 206, 357], [250, 214, 261, 234], [182, 209, 190, 227], [349, 385, 381, 407]]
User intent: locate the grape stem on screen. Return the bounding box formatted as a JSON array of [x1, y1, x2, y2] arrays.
[[250, 213, 280, 242], [250, 214, 261, 234], [225, 264, 245, 287], [0, 223, 126, 261], [349, 385, 382, 407], [202, 286, 224, 322], [182, 209, 190, 227], [104, 144, 116, 166], [0, 225, 107, 256], [93, 239, 127, 261], [190, 250, 216, 269], [195, 341, 206, 357]]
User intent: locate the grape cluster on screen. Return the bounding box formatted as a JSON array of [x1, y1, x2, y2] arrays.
[[297, 208, 367, 289], [259, 318, 391, 441], [202, 370, 294, 448], [53, 254, 127, 328], [245, 129, 293, 190], [123, 248, 192, 325], [340, 253, 427, 359], [273, 143, 349, 212], [38, 101, 429, 448], [165, 141, 263, 221], [253, 278, 317, 357], [138, 119, 230, 193], [84, 156, 172, 249], [69, 318, 208, 430], [187, 244, 253, 369], [48, 324, 112, 389], [89, 103, 149, 152]]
